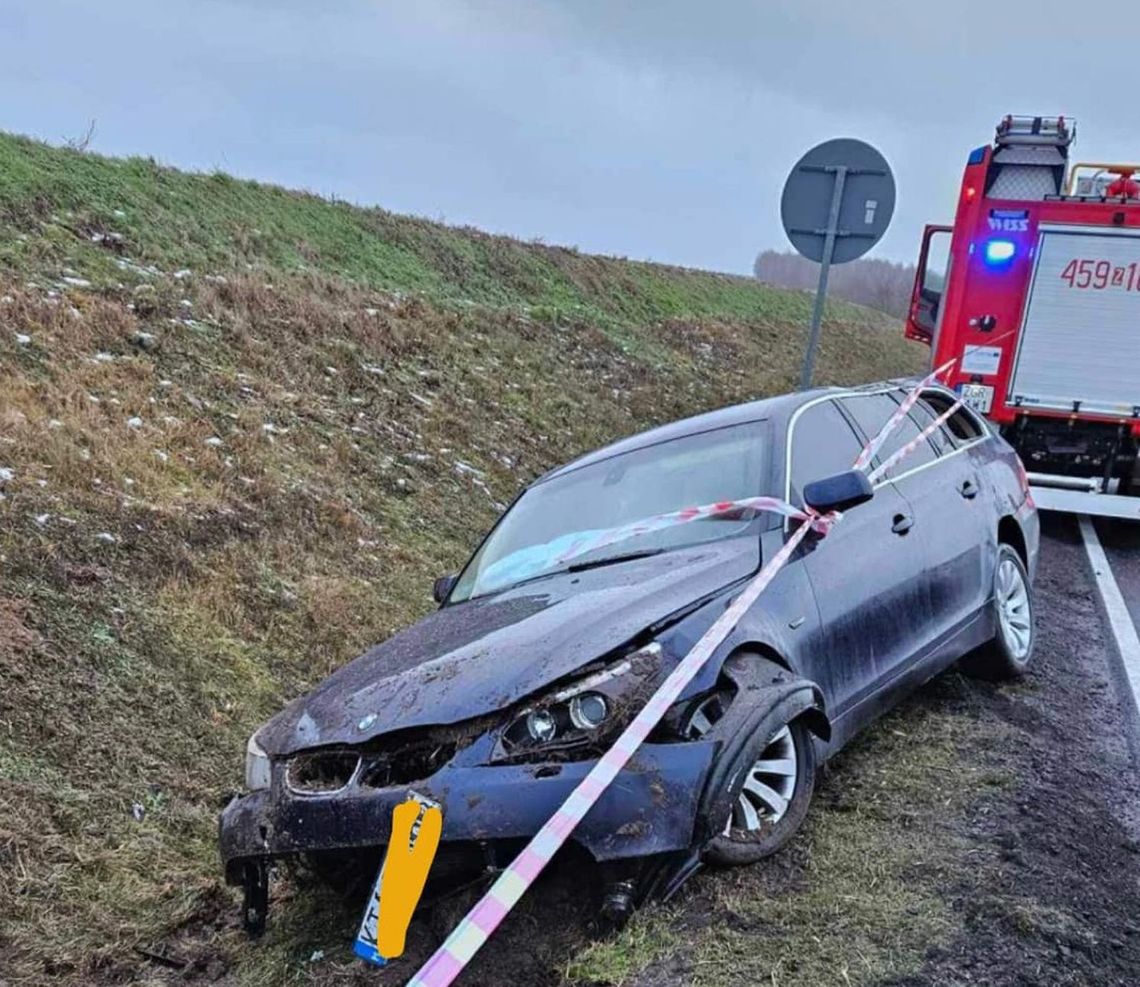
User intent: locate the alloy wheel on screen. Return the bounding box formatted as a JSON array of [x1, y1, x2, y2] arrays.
[[997, 557, 1032, 659], [686, 698, 799, 833]]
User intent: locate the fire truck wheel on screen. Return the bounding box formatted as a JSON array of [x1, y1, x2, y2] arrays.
[[960, 544, 1035, 681]]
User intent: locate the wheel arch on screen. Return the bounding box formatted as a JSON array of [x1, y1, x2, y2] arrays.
[[998, 514, 1028, 568], [720, 643, 831, 743]]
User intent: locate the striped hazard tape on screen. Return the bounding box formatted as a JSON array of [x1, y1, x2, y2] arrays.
[[554, 495, 833, 567], [867, 397, 966, 483], [853, 358, 955, 470], [405, 364, 956, 987]]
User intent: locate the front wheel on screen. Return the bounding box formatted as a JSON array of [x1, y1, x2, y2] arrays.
[[960, 543, 1035, 680], [688, 697, 816, 866]]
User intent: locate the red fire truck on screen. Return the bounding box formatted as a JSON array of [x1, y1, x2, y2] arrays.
[[906, 115, 1140, 519]]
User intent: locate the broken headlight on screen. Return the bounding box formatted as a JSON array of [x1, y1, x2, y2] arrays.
[[495, 643, 660, 759], [245, 732, 271, 791], [509, 691, 611, 748]]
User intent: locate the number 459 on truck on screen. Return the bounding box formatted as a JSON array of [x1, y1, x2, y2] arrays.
[[906, 114, 1140, 519]]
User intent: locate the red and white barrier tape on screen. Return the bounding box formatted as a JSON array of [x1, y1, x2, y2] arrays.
[[867, 398, 965, 483], [406, 364, 957, 987], [554, 495, 831, 567], [852, 359, 955, 471]]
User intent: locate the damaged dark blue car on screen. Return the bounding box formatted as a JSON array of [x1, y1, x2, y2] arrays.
[[220, 379, 1039, 931]]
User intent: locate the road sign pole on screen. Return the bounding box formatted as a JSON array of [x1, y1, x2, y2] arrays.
[[799, 165, 847, 390], [781, 139, 894, 386]]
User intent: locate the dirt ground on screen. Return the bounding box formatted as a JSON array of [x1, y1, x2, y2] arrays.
[[119, 518, 1140, 987], [883, 518, 1140, 987]]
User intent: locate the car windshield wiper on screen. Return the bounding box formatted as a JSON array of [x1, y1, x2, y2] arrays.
[[565, 548, 665, 573], [463, 548, 667, 601]]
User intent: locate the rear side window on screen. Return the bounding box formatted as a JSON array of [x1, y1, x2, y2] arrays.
[[789, 400, 865, 502], [908, 396, 956, 455], [924, 390, 987, 442], [840, 393, 938, 479]]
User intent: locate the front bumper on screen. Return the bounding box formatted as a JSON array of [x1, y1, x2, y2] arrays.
[[219, 740, 717, 884]]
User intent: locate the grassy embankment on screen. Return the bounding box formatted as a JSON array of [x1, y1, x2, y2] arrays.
[[0, 131, 926, 985]]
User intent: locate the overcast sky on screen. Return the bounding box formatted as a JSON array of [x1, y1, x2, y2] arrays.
[[3, 1, 1133, 273]]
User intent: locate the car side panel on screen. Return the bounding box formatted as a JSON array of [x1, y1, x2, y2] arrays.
[[892, 444, 993, 652], [826, 606, 993, 753], [827, 435, 1022, 751], [794, 481, 934, 752], [667, 542, 823, 707]]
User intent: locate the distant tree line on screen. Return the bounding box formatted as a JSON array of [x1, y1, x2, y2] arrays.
[[753, 249, 918, 318]]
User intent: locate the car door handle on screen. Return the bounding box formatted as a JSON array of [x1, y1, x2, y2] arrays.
[[891, 513, 914, 535], [958, 478, 979, 500]]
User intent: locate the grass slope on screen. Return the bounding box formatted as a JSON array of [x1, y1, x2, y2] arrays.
[[0, 131, 924, 985], [0, 132, 881, 347]]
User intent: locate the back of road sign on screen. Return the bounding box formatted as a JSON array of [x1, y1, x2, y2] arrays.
[[781, 138, 895, 264]]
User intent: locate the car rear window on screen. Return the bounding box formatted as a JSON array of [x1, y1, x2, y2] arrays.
[[906, 395, 956, 456], [923, 389, 988, 442]]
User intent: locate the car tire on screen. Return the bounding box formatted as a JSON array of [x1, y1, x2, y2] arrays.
[[684, 692, 820, 861], [697, 711, 816, 866], [684, 655, 823, 867], [960, 543, 1035, 681]]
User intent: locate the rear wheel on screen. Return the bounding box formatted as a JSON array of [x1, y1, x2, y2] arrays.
[[687, 695, 816, 866], [961, 543, 1035, 680]]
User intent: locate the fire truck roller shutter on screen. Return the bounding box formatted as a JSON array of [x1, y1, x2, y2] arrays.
[[1009, 226, 1140, 417]]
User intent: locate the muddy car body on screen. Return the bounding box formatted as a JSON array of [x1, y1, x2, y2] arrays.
[[220, 379, 1039, 926]]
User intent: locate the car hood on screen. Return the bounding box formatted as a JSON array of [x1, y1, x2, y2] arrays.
[[258, 538, 759, 755]]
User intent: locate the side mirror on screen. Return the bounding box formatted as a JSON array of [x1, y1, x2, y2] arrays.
[[432, 574, 458, 604], [803, 469, 874, 514]]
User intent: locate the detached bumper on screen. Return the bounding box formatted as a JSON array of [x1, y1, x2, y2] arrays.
[[219, 740, 716, 883]]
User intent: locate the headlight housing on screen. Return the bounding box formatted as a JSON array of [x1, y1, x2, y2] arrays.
[[504, 690, 612, 750], [495, 644, 660, 760], [245, 732, 271, 791]]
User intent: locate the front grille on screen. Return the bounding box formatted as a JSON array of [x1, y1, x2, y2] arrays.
[[286, 750, 361, 794], [358, 739, 458, 789], [285, 722, 482, 797]]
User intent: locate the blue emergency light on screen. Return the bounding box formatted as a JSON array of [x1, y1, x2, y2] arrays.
[[984, 239, 1016, 265]]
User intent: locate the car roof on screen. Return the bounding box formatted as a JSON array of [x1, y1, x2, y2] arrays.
[[537, 378, 928, 485]]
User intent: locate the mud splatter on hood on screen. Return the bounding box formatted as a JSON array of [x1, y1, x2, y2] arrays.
[[258, 538, 760, 755]]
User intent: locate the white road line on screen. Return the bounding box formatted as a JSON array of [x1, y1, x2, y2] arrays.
[[1079, 516, 1140, 725]]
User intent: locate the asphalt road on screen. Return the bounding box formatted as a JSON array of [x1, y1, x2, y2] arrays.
[[1059, 511, 1140, 818], [1087, 516, 1140, 755]]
